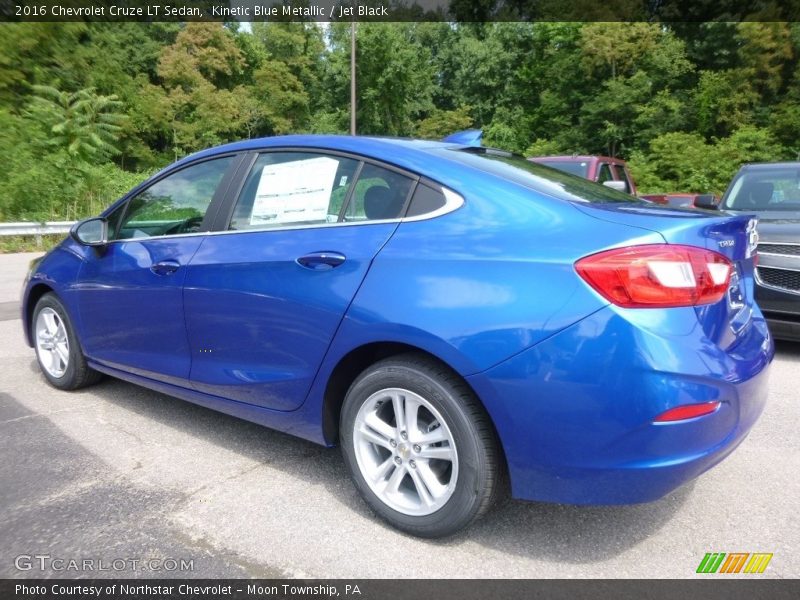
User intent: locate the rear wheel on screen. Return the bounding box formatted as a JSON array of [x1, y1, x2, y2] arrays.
[[32, 293, 101, 390], [340, 354, 504, 538]]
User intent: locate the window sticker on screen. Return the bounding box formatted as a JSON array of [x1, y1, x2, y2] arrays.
[[250, 156, 339, 225]]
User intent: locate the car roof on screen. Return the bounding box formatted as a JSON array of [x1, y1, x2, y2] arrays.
[[183, 135, 456, 165], [740, 162, 800, 170]]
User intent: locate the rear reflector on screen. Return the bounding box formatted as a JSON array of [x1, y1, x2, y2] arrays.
[[654, 402, 721, 422], [575, 244, 732, 308]]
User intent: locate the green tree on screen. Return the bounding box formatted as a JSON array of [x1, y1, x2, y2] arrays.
[[156, 23, 246, 157], [628, 126, 787, 195], [416, 106, 473, 139], [25, 86, 127, 161], [250, 60, 310, 135], [325, 22, 435, 136], [694, 70, 759, 138]]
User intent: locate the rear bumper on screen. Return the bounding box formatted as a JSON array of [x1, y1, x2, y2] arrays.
[[755, 284, 800, 341], [467, 306, 774, 505], [762, 313, 800, 342]]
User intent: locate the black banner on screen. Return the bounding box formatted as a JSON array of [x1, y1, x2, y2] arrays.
[[1, 0, 800, 23], [1, 579, 799, 600]]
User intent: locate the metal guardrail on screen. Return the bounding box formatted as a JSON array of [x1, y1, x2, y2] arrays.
[[0, 222, 75, 236]]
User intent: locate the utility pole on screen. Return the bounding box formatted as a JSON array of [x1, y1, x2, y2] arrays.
[[350, 21, 356, 136]]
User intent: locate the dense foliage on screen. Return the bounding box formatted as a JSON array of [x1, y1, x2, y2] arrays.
[[1, 21, 799, 221]]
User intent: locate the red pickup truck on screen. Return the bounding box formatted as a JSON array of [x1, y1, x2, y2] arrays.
[[528, 155, 637, 196]]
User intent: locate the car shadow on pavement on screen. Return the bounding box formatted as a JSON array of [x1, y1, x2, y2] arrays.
[[27, 359, 693, 565], [775, 340, 800, 360], [462, 483, 694, 563], [0, 390, 258, 578]]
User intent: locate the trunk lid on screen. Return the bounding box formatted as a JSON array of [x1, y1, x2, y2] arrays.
[[573, 202, 759, 347]]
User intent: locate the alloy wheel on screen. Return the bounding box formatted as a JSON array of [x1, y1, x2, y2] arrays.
[[352, 387, 459, 516], [35, 307, 70, 378]]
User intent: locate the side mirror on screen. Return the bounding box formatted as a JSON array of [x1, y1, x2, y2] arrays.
[[694, 194, 720, 210], [70, 217, 108, 246], [602, 180, 628, 192]]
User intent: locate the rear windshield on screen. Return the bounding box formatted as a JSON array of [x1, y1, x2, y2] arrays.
[[433, 147, 640, 204], [534, 160, 590, 178], [723, 167, 800, 214]]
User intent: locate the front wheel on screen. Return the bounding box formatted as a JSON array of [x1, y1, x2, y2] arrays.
[[340, 354, 505, 538], [32, 293, 101, 390]]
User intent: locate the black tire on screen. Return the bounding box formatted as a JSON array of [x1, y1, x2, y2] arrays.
[[340, 353, 506, 538], [32, 292, 102, 391]]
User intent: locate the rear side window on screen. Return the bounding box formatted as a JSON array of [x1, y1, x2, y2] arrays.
[[229, 152, 359, 230], [342, 163, 415, 222], [229, 153, 417, 230], [407, 183, 447, 217]]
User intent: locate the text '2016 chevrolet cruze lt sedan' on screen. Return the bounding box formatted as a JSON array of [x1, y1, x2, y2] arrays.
[[22, 136, 773, 537]]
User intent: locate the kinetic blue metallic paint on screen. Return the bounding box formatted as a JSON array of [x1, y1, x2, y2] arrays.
[[21, 135, 774, 505], [341, 177, 662, 374], [22, 245, 84, 347], [466, 306, 772, 504], [183, 223, 400, 411], [74, 237, 205, 385]]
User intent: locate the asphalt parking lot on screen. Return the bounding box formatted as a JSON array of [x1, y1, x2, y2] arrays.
[[0, 251, 798, 579]]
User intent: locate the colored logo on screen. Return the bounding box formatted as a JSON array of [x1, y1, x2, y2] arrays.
[[696, 552, 773, 574]]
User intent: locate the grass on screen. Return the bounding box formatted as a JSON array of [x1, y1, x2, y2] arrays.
[[0, 234, 64, 254]]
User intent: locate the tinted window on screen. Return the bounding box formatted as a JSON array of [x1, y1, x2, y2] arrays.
[[407, 183, 447, 217], [342, 163, 415, 222], [438, 148, 640, 204], [612, 165, 632, 193], [115, 156, 233, 240], [104, 202, 127, 238], [597, 163, 613, 184], [230, 152, 359, 230], [723, 168, 800, 213], [535, 160, 590, 178]]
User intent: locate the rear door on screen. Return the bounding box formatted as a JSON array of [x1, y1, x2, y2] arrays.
[[183, 151, 417, 411], [76, 155, 238, 384]]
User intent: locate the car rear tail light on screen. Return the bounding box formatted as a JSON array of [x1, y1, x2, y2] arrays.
[[575, 244, 732, 308], [654, 402, 721, 422]]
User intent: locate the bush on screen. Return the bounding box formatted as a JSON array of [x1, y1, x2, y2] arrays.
[[627, 126, 788, 195], [0, 151, 150, 221]]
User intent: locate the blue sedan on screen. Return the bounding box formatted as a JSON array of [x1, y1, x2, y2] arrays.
[[21, 135, 773, 537]]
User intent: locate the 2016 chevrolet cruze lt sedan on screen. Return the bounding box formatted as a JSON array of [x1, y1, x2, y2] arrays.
[[22, 136, 773, 537]]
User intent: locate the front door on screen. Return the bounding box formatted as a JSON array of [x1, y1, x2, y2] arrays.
[[76, 155, 236, 385]]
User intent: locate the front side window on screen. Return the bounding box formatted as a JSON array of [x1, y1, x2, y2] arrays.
[[115, 156, 234, 240], [597, 163, 613, 184], [611, 165, 631, 193]]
